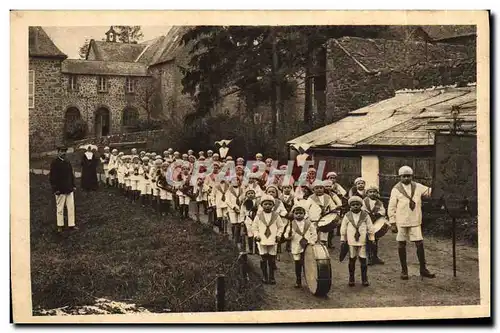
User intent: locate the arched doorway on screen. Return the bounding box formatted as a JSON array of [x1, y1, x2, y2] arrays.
[[64, 107, 84, 140], [95, 107, 110, 137], [122, 107, 139, 132]]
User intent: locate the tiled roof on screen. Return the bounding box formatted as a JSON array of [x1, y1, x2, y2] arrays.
[[334, 36, 472, 73], [135, 36, 169, 64], [88, 40, 146, 62], [61, 59, 149, 77], [420, 25, 477, 41], [288, 85, 476, 148], [29, 26, 67, 59], [150, 26, 192, 65], [379, 25, 476, 42]]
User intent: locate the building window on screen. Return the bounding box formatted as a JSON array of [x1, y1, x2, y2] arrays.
[[68, 75, 78, 91], [125, 77, 135, 94], [122, 107, 139, 129], [29, 70, 35, 109], [98, 76, 108, 92]]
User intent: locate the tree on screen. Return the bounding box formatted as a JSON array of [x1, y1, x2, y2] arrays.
[[180, 26, 389, 125], [115, 26, 144, 44], [78, 39, 90, 59]]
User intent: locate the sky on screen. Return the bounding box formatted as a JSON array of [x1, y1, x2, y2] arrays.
[[44, 26, 172, 59]]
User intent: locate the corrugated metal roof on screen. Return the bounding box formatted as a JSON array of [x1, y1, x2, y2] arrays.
[[288, 85, 476, 148], [62, 59, 149, 77]]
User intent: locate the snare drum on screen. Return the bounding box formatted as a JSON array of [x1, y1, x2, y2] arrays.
[[316, 212, 340, 233], [372, 217, 390, 239], [303, 243, 332, 296]]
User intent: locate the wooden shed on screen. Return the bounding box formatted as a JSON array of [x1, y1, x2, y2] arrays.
[[287, 85, 477, 196]]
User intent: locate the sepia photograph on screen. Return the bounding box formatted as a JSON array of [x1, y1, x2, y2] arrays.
[[11, 10, 490, 323]]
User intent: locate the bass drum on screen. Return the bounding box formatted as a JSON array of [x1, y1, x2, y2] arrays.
[[316, 212, 340, 233], [373, 217, 390, 239], [303, 243, 332, 296]]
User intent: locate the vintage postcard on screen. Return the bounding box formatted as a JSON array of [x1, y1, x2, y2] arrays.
[[10, 10, 490, 323]]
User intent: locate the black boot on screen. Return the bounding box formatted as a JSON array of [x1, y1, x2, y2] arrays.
[[398, 243, 409, 280], [260, 257, 269, 284], [247, 237, 254, 254], [327, 231, 334, 248], [166, 201, 172, 215], [294, 260, 302, 288], [184, 205, 190, 219], [372, 241, 385, 265], [105, 178, 110, 187], [348, 257, 356, 286], [417, 242, 436, 278], [360, 258, 369, 286], [140, 195, 146, 207], [268, 256, 276, 285], [231, 225, 236, 240]]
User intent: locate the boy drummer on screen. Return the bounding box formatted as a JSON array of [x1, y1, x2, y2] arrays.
[[283, 201, 318, 288], [363, 185, 388, 265], [307, 180, 340, 247], [251, 194, 286, 285], [340, 196, 375, 287]]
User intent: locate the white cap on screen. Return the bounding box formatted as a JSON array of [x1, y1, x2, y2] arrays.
[[104, 146, 110, 150], [312, 180, 324, 188], [398, 166, 413, 176], [326, 171, 337, 178], [260, 194, 275, 205], [348, 196, 363, 205], [291, 200, 310, 214], [354, 177, 365, 185]]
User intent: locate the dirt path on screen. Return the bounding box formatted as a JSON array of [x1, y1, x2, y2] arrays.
[[247, 235, 480, 310]]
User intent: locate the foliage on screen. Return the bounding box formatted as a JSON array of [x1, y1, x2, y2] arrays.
[[114, 26, 144, 44], [78, 39, 91, 59], [180, 26, 389, 124], [65, 118, 88, 141], [127, 119, 166, 133]]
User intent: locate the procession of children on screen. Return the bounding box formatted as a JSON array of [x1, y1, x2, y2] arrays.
[[83, 144, 436, 291]]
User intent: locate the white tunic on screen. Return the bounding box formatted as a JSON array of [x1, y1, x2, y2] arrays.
[[284, 219, 318, 255], [388, 181, 431, 227], [340, 211, 375, 246], [251, 211, 285, 246]]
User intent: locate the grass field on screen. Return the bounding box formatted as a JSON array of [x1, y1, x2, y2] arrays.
[[29, 174, 264, 314]]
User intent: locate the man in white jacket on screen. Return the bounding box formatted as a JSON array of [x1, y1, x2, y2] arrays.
[[388, 166, 435, 280]]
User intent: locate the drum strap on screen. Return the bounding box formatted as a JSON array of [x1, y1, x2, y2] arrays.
[[364, 197, 382, 214], [310, 195, 333, 214], [292, 220, 311, 249], [258, 212, 278, 238], [395, 182, 417, 211], [292, 220, 311, 238]]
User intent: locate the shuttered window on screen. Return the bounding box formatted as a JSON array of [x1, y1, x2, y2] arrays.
[[29, 70, 35, 109], [98, 76, 108, 92]]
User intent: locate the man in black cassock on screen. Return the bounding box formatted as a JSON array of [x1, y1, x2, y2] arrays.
[[81, 145, 99, 191]]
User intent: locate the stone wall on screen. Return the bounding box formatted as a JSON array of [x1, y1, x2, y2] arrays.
[[325, 40, 477, 123], [60, 74, 151, 136], [29, 58, 65, 153]]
